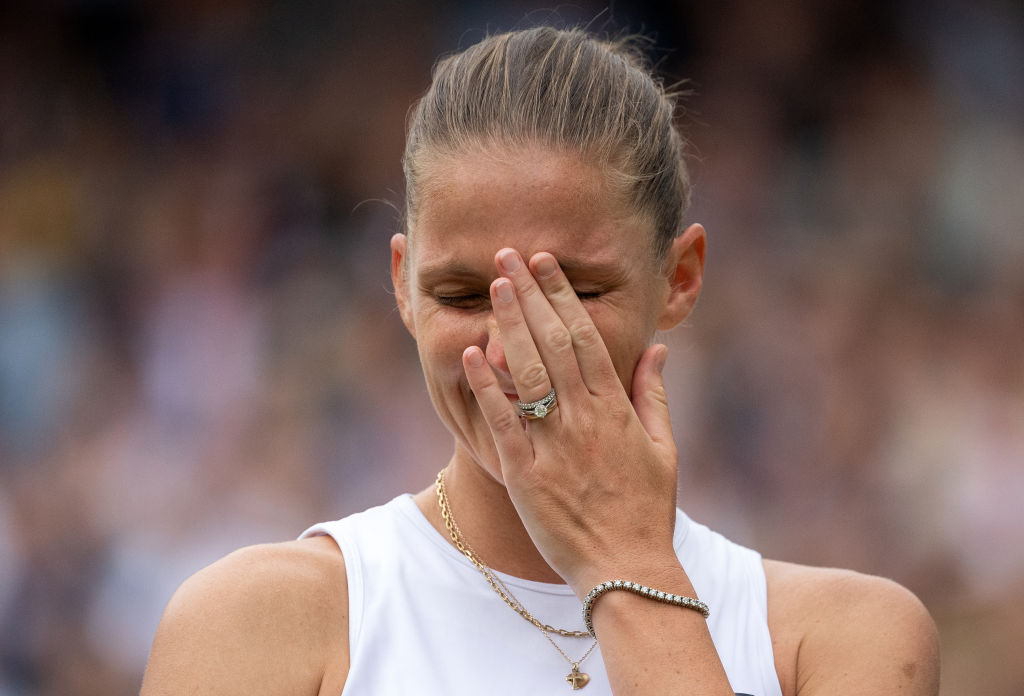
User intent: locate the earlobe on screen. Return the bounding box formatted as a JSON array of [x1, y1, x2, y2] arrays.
[[656, 223, 706, 331], [390, 233, 415, 337]]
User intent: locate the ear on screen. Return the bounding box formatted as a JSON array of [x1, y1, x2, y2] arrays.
[[656, 223, 706, 331], [390, 233, 415, 337]]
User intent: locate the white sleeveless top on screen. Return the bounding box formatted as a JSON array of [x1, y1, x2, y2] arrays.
[[301, 495, 782, 696]]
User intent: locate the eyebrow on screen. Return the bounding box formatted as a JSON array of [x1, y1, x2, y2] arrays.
[[416, 263, 491, 287], [557, 258, 627, 281], [416, 257, 627, 286]]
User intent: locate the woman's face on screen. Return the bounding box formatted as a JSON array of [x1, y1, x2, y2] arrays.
[[392, 145, 700, 479]]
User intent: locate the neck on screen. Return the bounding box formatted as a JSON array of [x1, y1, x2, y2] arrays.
[[412, 443, 564, 583]]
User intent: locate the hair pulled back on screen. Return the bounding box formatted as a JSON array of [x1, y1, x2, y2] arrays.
[[403, 26, 690, 260]]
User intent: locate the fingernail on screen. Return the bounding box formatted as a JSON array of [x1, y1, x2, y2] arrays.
[[655, 345, 668, 374], [535, 254, 556, 279], [465, 347, 484, 367], [495, 279, 514, 303], [498, 249, 520, 273]]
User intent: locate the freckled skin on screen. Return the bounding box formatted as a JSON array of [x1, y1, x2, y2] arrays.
[[397, 145, 670, 484]]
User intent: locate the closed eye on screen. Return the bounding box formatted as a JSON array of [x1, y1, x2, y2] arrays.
[[436, 289, 601, 308], [435, 294, 489, 310]]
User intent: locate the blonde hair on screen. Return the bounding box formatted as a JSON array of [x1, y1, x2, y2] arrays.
[[403, 26, 691, 259]]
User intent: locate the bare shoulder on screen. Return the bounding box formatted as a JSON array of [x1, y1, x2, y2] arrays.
[[763, 559, 940, 696], [140, 535, 349, 696]]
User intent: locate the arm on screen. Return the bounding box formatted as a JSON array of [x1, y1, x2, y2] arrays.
[[766, 560, 940, 696], [462, 233, 734, 695], [139, 536, 349, 696], [585, 562, 734, 693]]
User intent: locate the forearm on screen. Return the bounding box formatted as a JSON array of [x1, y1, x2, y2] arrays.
[[587, 566, 734, 696]]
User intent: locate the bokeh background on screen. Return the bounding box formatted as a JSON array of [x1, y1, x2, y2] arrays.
[[1, 1, 1022, 694]]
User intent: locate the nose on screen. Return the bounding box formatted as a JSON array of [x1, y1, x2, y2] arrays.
[[483, 312, 513, 385]]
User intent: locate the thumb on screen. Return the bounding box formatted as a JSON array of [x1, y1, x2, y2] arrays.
[[630, 343, 674, 450]]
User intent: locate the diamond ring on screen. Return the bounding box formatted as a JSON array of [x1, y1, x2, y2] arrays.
[[515, 388, 557, 420]]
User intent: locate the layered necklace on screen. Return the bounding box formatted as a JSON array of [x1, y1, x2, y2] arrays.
[[435, 470, 598, 690]]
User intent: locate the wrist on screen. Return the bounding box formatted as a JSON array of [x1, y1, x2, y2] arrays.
[[571, 554, 688, 601], [582, 579, 709, 637]]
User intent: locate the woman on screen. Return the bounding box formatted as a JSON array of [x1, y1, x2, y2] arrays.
[[141, 27, 939, 695]]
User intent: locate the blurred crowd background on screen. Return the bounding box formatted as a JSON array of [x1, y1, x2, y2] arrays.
[[1, 0, 1022, 694]]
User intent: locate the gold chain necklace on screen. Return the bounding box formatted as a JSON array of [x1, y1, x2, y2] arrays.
[[435, 470, 598, 689]]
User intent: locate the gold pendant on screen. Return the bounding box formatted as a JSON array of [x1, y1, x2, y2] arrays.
[[566, 663, 590, 689]]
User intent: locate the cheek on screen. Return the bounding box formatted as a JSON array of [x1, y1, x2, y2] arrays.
[[592, 309, 657, 388], [415, 310, 487, 379]]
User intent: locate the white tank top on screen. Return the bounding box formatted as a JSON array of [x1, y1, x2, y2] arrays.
[[301, 495, 782, 696]]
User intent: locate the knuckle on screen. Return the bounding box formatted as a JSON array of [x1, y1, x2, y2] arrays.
[[490, 407, 522, 434], [571, 321, 602, 348], [497, 307, 526, 330], [516, 280, 541, 300], [546, 326, 574, 353], [552, 282, 577, 303], [575, 411, 601, 441], [651, 384, 670, 407], [607, 400, 633, 424], [592, 363, 620, 390], [519, 361, 550, 391]]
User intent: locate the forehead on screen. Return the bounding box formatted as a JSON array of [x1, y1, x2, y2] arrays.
[[410, 145, 652, 272]]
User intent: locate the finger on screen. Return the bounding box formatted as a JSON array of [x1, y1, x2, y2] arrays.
[[630, 344, 675, 454], [529, 252, 620, 396], [462, 346, 533, 479], [490, 276, 553, 403], [495, 249, 586, 402]]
